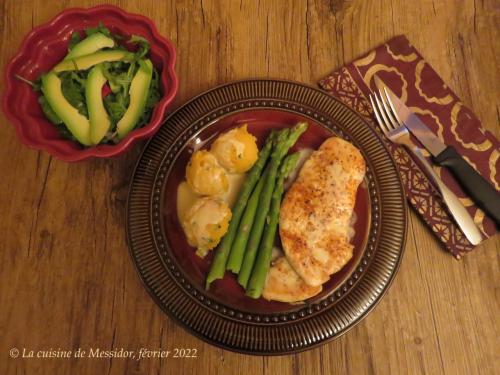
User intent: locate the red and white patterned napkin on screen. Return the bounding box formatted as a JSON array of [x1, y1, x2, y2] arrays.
[[319, 35, 499, 258]]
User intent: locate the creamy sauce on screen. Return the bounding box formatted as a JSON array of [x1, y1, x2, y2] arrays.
[[177, 173, 246, 224], [271, 246, 283, 262], [216, 173, 247, 207], [176, 182, 200, 222]]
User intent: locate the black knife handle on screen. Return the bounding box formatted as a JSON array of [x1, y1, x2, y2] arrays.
[[433, 146, 500, 227]]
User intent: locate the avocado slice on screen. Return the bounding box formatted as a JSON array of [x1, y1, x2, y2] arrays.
[[116, 59, 153, 139], [64, 32, 115, 61], [41, 72, 91, 146], [85, 64, 112, 145], [53, 50, 134, 73]]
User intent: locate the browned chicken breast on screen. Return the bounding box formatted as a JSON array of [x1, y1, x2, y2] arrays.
[[262, 256, 322, 302], [279, 137, 366, 287]]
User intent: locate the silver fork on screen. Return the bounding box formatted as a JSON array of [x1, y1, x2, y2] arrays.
[[369, 88, 482, 245]]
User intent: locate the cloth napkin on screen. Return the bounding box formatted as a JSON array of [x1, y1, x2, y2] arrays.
[[318, 35, 499, 259]]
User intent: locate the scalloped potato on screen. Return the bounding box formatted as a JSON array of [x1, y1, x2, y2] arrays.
[[182, 197, 232, 257], [210, 125, 258, 173], [186, 150, 229, 196]]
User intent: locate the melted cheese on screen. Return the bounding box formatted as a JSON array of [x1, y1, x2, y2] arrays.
[[177, 181, 200, 222], [216, 173, 247, 208]]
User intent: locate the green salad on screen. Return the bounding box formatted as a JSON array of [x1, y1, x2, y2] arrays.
[[18, 24, 161, 146]]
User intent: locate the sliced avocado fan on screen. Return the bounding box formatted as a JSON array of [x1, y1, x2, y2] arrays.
[[116, 59, 154, 140], [41, 72, 91, 146], [86, 64, 112, 145], [64, 32, 115, 61], [53, 50, 134, 73]]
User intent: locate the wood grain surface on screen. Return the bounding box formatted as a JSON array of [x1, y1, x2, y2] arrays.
[[0, 1, 498, 374]]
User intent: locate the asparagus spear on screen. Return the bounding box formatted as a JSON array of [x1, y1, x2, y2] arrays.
[[238, 122, 308, 288], [226, 166, 269, 272], [205, 131, 276, 289], [246, 152, 300, 298]]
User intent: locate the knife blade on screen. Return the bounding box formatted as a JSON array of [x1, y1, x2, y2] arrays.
[[374, 76, 448, 156], [374, 76, 500, 227]]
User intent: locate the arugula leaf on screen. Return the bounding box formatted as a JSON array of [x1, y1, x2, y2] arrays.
[[129, 35, 149, 44], [32, 77, 42, 91], [38, 95, 62, 124], [68, 31, 82, 51], [102, 64, 161, 138], [38, 95, 77, 141], [101, 60, 140, 129], [102, 61, 137, 94], [54, 123, 77, 142], [33, 78, 42, 92], [103, 90, 130, 125], [85, 22, 111, 38], [129, 35, 150, 60], [59, 71, 88, 117]]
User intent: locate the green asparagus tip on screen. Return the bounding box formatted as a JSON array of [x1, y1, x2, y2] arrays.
[[294, 121, 308, 131], [277, 127, 290, 141], [283, 122, 308, 149], [265, 129, 277, 144], [281, 152, 300, 175]]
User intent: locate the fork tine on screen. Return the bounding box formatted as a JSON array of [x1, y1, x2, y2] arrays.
[[373, 91, 396, 131], [369, 94, 389, 134], [379, 89, 400, 129], [383, 87, 403, 125], [371, 92, 392, 133]]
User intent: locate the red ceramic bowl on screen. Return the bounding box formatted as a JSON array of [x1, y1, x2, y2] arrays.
[[2, 5, 178, 162]]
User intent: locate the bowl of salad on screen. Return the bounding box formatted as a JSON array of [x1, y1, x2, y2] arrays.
[[2, 5, 178, 162]]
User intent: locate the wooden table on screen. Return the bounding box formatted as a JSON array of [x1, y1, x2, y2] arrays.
[[1, 1, 498, 374]]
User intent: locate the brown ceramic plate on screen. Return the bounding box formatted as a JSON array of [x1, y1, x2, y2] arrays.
[[127, 79, 407, 355]]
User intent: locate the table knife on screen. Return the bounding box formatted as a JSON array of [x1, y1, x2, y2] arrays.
[[374, 76, 500, 227]]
